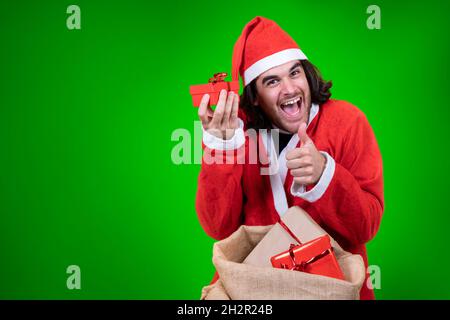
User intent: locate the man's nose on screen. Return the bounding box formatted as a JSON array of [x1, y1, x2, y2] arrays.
[[280, 78, 296, 94]]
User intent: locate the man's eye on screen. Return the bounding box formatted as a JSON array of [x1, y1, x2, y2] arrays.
[[266, 79, 278, 86], [291, 70, 300, 76]]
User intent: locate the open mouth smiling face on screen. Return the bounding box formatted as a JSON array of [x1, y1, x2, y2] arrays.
[[255, 60, 311, 133]]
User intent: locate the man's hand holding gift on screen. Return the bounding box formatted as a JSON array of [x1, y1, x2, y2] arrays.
[[198, 90, 239, 140]]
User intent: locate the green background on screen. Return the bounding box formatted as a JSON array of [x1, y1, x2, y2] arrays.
[[1, 0, 449, 299]]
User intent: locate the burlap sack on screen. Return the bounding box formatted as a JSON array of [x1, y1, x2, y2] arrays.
[[201, 225, 365, 300]]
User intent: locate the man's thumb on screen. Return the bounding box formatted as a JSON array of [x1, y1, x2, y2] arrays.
[[298, 122, 312, 145]]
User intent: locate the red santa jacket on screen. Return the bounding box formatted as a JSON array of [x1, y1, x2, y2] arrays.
[[196, 99, 384, 300]]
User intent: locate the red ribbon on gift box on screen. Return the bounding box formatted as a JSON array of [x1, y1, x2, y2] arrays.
[[282, 243, 333, 272], [277, 218, 334, 272], [278, 219, 302, 245]]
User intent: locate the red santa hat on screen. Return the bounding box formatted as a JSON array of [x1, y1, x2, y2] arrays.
[[232, 16, 308, 86]]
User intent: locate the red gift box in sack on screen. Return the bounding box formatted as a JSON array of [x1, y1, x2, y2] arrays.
[[270, 219, 345, 281]]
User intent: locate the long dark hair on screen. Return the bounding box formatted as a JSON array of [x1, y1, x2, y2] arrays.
[[240, 60, 332, 130]]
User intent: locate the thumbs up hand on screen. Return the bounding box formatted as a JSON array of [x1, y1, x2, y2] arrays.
[[286, 122, 326, 186]]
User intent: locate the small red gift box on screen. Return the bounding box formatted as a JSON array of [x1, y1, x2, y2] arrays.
[[189, 72, 240, 107], [189, 31, 246, 107], [270, 221, 345, 281]]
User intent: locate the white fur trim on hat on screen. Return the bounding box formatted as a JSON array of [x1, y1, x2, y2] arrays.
[[244, 48, 307, 85]]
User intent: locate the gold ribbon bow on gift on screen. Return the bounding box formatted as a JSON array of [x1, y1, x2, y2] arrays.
[[208, 72, 228, 83]]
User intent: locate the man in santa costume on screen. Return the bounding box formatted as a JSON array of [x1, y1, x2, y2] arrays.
[[196, 16, 384, 300]]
